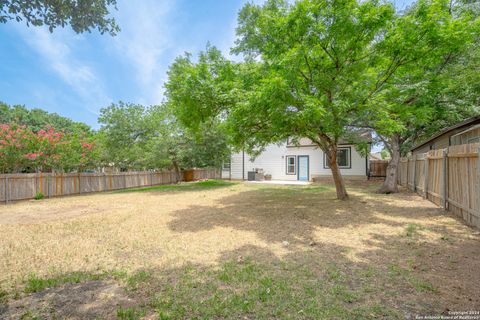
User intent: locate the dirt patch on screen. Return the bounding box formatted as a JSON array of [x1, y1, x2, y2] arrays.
[[0, 280, 136, 319]]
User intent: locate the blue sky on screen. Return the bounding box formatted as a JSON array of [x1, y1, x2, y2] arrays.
[[0, 0, 413, 128]]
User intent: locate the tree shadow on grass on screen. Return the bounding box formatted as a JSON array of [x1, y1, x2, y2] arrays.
[[1, 181, 478, 319], [1, 238, 479, 319], [167, 182, 454, 245], [162, 181, 480, 316]]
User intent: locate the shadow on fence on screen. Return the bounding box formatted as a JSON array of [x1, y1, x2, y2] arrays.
[[398, 143, 480, 228], [0, 168, 221, 203]]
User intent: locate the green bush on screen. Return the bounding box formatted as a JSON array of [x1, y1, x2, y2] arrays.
[[34, 192, 44, 200]]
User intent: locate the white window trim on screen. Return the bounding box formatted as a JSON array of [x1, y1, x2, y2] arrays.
[[324, 147, 351, 169], [222, 159, 231, 170], [286, 155, 296, 175]]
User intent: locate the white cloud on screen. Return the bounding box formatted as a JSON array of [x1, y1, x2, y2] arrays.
[[17, 27, 111, 115], [112, 0, 178, 105]]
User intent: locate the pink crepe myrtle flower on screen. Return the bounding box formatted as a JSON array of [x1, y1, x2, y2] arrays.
[[24, 153, 39, 159]]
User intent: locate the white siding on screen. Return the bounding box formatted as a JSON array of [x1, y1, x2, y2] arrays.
[[225, 143, 367, 181]]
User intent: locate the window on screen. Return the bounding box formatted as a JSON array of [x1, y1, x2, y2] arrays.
[[286, 156, 296, 175], [222, 158, 231, 170], [324, 147, 351, 169]]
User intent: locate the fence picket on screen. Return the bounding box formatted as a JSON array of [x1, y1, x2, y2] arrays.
[[442, 149, 448, 209], [398, 143, 479, 228], [0, 168, 220, 203]]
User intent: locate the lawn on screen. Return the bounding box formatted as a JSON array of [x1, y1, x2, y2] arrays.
[[0, 180, 479, 319]]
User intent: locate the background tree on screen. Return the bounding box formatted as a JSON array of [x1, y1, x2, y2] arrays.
[[369, 0, 480, 193], [0, 102, 91, 134], [0, 0, 119, 35], [98, 102, 229, 174], [98, 102, 155, 170], [146, 107, 229, 181]]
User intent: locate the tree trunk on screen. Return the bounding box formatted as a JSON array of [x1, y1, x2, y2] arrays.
[[326, 146, 349, 200], [172, 161, 182, 183], [378, 135, 401, 194]]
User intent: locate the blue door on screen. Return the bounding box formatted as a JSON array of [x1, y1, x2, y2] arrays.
[[298, 156, 309, 181]]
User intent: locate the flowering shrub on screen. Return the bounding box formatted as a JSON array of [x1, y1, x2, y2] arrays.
[[0, 123, 97, 173]]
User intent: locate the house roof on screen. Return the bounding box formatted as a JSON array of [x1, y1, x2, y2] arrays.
[[411, 115, 480, 151]]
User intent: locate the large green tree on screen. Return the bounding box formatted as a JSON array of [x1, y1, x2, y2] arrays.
[[0, 0, 119, 34], [167, 0, 398, 199], [369, 0, 480, 193]]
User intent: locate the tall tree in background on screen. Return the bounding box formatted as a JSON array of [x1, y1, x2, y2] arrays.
[[146, 104, 229, 181], [0, 0, 119, 35], [370, 0, 480, 193], [98, 102, 155, 170], [0, 102, 91, 134], [98, 102, 229, 173]]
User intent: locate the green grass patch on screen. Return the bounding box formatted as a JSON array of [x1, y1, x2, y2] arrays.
[[118, 180, 237, 193], [127, 270, 153, 290], [405, 223, 423, 237], [24, 270, 129, 293], [148, 259, 401, 319], [388, 263, 437, 294], [117, 307, 146, 320], [409, 278, 437, 293], [0, 288, 8, 303], [19, 309, 42, 320]]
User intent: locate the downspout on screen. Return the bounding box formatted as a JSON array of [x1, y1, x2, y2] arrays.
[[242, 150, 245, 180]]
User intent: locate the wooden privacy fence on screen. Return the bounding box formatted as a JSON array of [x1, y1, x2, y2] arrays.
[[398, 143, 480, 228], [368, 160, 389, 179], [0, 168, 221, 203]]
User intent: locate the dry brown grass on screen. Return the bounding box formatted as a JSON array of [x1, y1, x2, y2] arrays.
[[0, 180, 479, 317]]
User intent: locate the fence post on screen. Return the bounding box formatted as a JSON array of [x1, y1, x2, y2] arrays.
[[104, 173, 108, 192], [4, 176, 8, 204], [412, 155, 417, 192], [406, 157, 409, 189], [442, 148, 448, 210], [477, 146, 480, 214], [78, 173, 82, 194], [423, 154, 429, 199], [47, 174, 51, 198]]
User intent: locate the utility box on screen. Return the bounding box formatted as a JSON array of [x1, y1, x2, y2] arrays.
[[248, 168, 265, 181]]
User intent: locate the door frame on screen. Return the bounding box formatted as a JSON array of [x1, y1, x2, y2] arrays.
[[297, 155, 309, 181]]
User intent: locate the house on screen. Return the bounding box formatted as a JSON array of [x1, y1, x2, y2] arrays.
[[412, 116, 480, 155], [221, 137, 370, 181]]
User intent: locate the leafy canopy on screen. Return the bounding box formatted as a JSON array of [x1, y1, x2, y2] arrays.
[[0, 0, 119, 35], [98, 102, 229, 170], [366, 0, 480, 153], [246, 0, 391, 150], [0, 101, 92, 134]]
